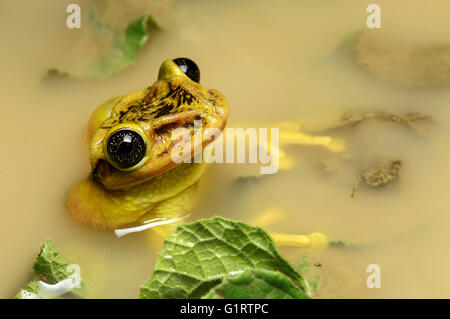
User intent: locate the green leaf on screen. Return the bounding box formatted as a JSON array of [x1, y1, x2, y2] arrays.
[[297, 252, 310, 273], [47, 14, 160, 79], [332, 29, 364, 61], [83, 14, 159, 78], [339, 29, 364, 47], [33, 240, 72, 284], [295, 253, 320, 292], [139, 216, 310, 299], [309, 274, 320, 292], [202, 268, 310, 299], [15, 240, 85, 298], [14, 281, 40, 299]]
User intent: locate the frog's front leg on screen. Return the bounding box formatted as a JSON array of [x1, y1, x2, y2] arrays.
[[142, 182, 199, 244]]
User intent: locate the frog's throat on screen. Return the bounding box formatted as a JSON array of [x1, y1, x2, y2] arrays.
[[66, 162, 207, 230]]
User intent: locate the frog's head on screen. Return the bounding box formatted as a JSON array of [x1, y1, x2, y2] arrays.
[[89, 58, 229, 190]]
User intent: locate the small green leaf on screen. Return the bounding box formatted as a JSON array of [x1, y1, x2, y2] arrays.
[[309, 274, 320, 292], [202, 268, 310, 299], [339, 29, 364, 47], [47, 14, 160, 79], [296, 253, 321, 292], [14, 281, 40, 299], [33, 240, 72, 284], [297, 253, 310, 273], [83, 14, 159, 78], [139, 217, 310, 299], [16, 240, 85, 298]]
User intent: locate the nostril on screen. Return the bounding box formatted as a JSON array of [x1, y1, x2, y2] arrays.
[[94, 159, 112, 180]]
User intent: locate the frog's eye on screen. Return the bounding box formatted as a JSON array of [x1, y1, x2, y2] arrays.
[[173, 57, 200, 82], [106, 128, 147, 169]]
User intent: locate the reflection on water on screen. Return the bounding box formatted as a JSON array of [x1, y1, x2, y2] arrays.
[[114, 215, 189, 238], [1, 0, 450, 298]]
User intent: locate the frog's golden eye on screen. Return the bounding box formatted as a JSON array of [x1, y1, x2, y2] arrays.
[[106, 128, 147, 169], [173, 57, 200, 82]]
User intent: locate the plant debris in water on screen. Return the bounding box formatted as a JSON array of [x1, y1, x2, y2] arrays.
[[351, 160, 402, 198], [139, 216, 311, 299], [354, 31, 450, 87], [46, 13, 160, 79], [16, 219, 314, 299], [297, 253, 321, 292], [322, 110, 432, 134]]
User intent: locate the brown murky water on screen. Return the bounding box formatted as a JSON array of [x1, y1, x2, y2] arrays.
[[1, 0, 450, 298]]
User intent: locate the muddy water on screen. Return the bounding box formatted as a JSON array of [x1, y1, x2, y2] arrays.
[[1, 0, 450, 298]]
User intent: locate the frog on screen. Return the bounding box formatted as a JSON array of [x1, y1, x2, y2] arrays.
[[66, 57, 229, 235], [66, 57, 329, 249]]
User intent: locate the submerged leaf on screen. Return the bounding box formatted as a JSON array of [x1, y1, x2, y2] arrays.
[[202, 268, 310, 299], [83, 14, 160, 78], [139, 217, 310, 299], [354, 31, 450, 87], [320, 110, 432, 135], [47, 14, 160, 79], [295, 253, 321, 292]]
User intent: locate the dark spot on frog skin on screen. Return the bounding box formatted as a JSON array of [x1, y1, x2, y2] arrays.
[[154, 122, 181, 135], [152, 103, 176, 118]]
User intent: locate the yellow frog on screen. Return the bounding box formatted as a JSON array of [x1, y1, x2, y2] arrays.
[[67, 57, 329, 249], [67, 58, 228, 233]]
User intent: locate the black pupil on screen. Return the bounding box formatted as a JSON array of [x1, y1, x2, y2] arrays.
[[118, 135, 134, 155], [106, 129, 146, 169], [173, 57, 200, 82]]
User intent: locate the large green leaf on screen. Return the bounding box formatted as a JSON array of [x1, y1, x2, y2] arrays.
[[139, 217, 310, 299], [202, 268, 310, 299]]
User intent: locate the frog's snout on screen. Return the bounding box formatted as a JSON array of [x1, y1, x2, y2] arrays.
[[92, 159, 112, 182]]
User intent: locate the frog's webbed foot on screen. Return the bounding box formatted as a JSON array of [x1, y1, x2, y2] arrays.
[[251, 207, 330, 250], [270, 232, 329, 250], [269, 120, 345, 151], [264, 121, 346, 172]]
